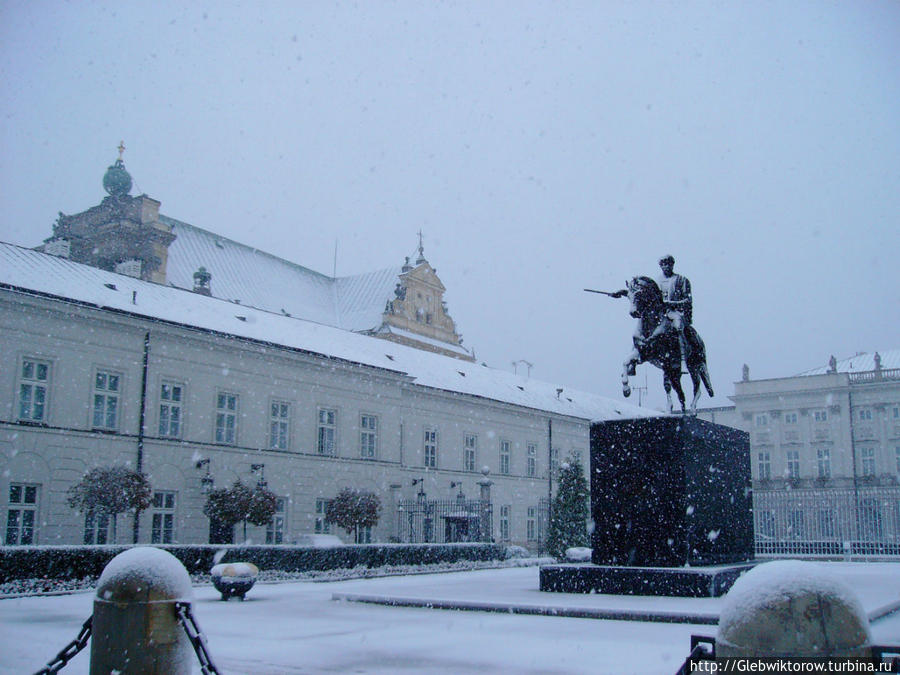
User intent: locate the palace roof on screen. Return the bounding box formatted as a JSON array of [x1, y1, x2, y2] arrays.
[[0, 241, 656, 423]]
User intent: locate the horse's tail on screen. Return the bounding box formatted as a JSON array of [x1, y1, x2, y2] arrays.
[[685, 325, 706, 363], [685, 326, 714, 397]]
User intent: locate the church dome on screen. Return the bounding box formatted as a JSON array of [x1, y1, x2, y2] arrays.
[[103, 159, 132, 197]]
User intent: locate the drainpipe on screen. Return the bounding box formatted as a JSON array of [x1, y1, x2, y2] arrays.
[[546, 417, 553, 554], [848, 385, 861, 547], [547, 418, 553, 503], [133, 331, 150, 544]]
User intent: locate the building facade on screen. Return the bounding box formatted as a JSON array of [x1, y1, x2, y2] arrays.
[[698, 353, 900, 555], [2, 155, 652, 548]]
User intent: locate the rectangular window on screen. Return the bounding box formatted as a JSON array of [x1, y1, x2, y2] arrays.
[[550, 448, 560, 474], [18, 358, 50, 422], [158, 381, 183, 438], [893, 406, 899, 419], [151, 491, 176, 544], [499, 505, 510, 541], [814, 410, 828, 423], [92, 370, 121, 430], [526, 506, 536, 541], [83, 511, 111, 545], [784, 412, 798, 425], [895, 446, 900, 474], [464, 434, 477, 472], [266, 497, 286, 544], [355, 525, 372, 544], [527, 443, 537, 478], [6, 484, 38, 545], [314, 498, 331, 534], [757, 452, 771, 480], [817, 509, 835, 538], [572, 449, 583, 466], [786, 450, 800, 480], [499, 440, 510, 475], [859, 409, 873, 421], [816, 448, 831, 479], [861, 447, 876, 477], [423, 428, 437, 468], [755, 414, 768, 428], [317, 408, 336, 455], [215, 392, 238, 444], [360, 414, 377, 459], [269, 400, 291, 450]]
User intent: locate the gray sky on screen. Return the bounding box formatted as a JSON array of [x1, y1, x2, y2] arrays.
[[2, 1, 898, 411]]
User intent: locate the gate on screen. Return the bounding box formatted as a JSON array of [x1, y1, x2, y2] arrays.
[[397, 495, 492, 543]]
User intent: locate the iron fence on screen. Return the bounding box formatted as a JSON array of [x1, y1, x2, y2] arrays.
[[397, 497, 492, 544], [754, 486, 900, 557]]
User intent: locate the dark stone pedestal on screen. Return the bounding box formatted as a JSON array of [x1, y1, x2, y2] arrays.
[[540, 416, 755, 597], [591, 416, 753, 567], [540, 562, 755, 598]]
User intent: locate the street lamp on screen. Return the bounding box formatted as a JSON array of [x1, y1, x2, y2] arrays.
[[250, 463, 267, 489], [195, 458, 214, 494]]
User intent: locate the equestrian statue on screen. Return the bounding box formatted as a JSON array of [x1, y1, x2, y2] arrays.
[[586, 254, 714, 414]]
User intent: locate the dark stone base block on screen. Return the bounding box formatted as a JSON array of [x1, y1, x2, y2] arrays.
[[591, 417, 754, 567], [539, 562, 756, 598]]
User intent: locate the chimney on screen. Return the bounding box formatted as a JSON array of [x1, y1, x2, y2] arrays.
[[44, 239, 71, 259], [115, 259, 143, 278]]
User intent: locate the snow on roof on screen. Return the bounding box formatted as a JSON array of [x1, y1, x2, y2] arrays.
[[380, 325, 474, 358], [0, 242, 656, 422], [163, 218, 400, 332], [796, 349, 900, 376], [335, 267, 405, 332]]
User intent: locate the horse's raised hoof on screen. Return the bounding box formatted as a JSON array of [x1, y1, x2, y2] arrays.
[[627, 363, 636, 376], [623, 384, 631, 398]]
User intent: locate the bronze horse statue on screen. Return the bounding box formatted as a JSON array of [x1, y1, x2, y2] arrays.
[[620, 276, 714, 413]]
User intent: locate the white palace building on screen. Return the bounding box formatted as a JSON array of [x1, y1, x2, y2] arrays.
[[699, 352, 900, 557], [1, 153, 653, 548]]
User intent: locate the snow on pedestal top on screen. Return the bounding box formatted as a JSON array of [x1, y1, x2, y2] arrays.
[[96, 546, 193, 603]]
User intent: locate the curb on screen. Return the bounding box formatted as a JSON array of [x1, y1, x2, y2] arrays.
[[332, 592, 719, 625]]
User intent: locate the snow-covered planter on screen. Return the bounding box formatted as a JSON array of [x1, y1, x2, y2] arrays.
[[210, 562, 259, 601], [564, 547, 592, 562]]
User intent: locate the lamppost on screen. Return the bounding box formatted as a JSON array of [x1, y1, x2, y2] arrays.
[[250, 463, 266, 489], [195, 458, 214, 494]]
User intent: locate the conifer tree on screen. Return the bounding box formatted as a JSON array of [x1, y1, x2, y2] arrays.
[[546, 457, 590, 560]]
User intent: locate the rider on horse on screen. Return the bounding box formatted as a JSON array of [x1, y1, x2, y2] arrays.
[[644, 254, 692, 362]]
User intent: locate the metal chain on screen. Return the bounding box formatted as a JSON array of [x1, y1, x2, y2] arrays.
[[175, 601, 222, 675], [33, 616, 93, 675]]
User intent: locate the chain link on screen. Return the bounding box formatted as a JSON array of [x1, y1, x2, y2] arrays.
[[176, 601, 222, 675], [33, 616, 92, 675]]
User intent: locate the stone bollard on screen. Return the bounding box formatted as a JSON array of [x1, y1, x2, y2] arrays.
[[90, 547, 194, 674], [717, 560, 872, 658]]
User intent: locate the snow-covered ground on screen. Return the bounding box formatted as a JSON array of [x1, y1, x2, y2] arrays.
[[3, 563, 899, 674]]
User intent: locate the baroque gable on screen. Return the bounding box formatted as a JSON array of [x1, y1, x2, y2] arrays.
[[379, 261, 473, 361]]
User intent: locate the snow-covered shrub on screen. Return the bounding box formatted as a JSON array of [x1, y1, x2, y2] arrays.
[[504, 545, 530, 559], [0, 543, 508, 587]]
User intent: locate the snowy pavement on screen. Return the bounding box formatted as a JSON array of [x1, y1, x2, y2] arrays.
[[2, 563, 899, 674]]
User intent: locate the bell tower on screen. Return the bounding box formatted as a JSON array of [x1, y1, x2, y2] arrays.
[[40, 143, 176, 284]]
